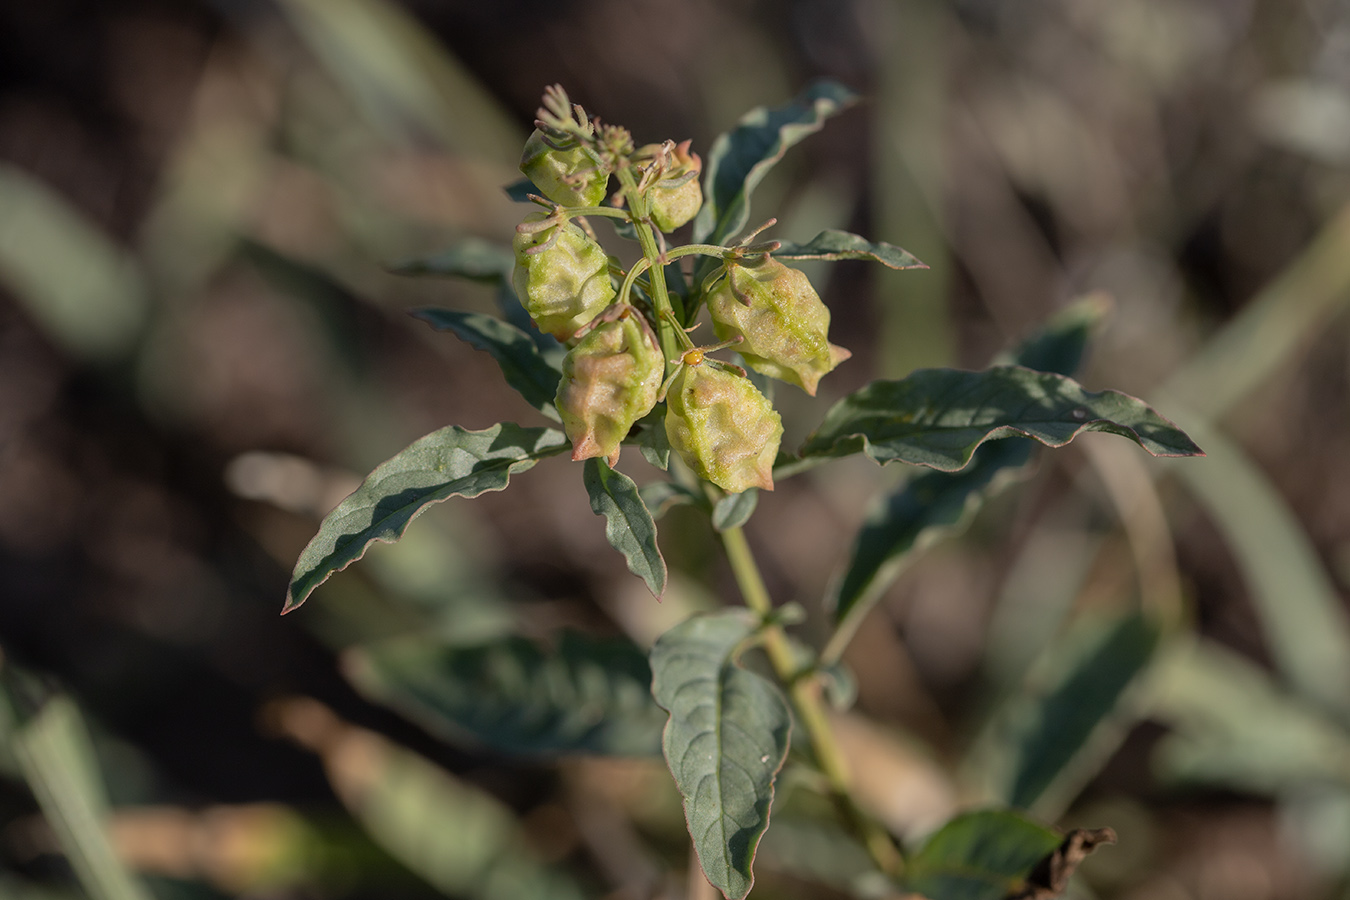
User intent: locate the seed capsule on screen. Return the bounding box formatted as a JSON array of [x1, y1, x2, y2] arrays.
[[707, 257, 851, 396], [520, 129, 609, 208], [665, 363, 782, 494], [638, 140, 703, 232], [512, 212, 616, 340], [556, 307, 663, 466]]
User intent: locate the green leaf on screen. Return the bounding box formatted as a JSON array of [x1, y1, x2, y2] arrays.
[[650, 611, 792, 900], [906, 810, 1108, 900], [772, 230, 926, 269], [1001, 613, 1162, 811], [1, 679, 154, 900], [285, 424, 567, 612], [799, 366, 1203, 471], [0, 164, 149, 361], [828, 296, 1108, 631], [639, 481, 699, 519], [584, 459, 667, 598], [504, 177, 540, 203], [345, 631, 666, 756], [712, 489, 759, 532], [411, 308, 563, 421], [1148, 639, 1350, 792], [832, 440, 1034, 628], [634, 418, 672, 470], [391, 238, 515, 281], [693, 81, 859, 248]]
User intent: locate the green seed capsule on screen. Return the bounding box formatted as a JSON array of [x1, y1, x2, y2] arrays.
[[707, 257, 851, 396], [512, 212, 616, 340], [665, 363, 782, 494], [556, 307, 663, 466], [638, 140, 702, 232], [520, 129, 609, 208]]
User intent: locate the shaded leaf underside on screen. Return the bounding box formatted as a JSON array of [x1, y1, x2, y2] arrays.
[[800, 366, 1203, 471], [346, 631, 666, 757]]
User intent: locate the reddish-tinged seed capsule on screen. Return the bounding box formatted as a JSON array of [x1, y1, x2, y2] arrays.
[[556, 307, 663, 466], [665, 363, 782, 494]]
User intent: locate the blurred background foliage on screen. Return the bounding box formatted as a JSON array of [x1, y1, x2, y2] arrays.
[[1, 0, 1349, 898]]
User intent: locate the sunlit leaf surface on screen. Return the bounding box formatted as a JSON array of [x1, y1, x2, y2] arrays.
[[285, 424, 567, 611], [650, 611, 791, 900], [584, 459, 667, 598]]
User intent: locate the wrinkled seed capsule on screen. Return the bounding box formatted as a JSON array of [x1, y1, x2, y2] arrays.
[[556, 308, 663, 466], [707, 257, 850, 396], [665, 363, 782, 494], [512, 212, 616, 340], [638, 140, 703, 232], [520, 129, 609, 208]]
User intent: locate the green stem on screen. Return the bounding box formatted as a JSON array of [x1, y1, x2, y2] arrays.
[[719, 526, 905, 878], [616, 166, 682, 369]]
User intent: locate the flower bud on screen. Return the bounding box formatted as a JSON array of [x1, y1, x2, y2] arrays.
[[520, 129, 609, 208], [513, 212, 616, 340], [638, 140, 702, 232], [665, 363, 782, 494], [707, 257, 851, 396], [556, 307, 664, 466]]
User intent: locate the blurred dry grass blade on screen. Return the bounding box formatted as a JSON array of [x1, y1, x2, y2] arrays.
[[273, 0, 521, 160], [1164, 421, 1350, 720], [0, 165, 150, 362], [267, 696, 587, 900]]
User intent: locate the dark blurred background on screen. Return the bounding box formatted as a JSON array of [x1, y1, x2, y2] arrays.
[[2, 1, 1350, 898]]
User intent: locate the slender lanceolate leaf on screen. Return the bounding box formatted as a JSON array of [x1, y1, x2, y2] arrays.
[[693, 81, 858, 249], [906, 810, 1112, 900], [391, 238, 515, 281], [412, 308, 562, 420], [772, 230, 926, 269], [799, 366, 1203, 470], [0, 164, 149, 362], [345, 632, 666, 756], [584, 459, 667, 597], [285, 424, 567, 612], [650, 611, 792, 900], [2, 683, 154, 900], [831, 441, 1034, 629], [1148, 638, 1350, 793], [711, 489, 759, 532], [829, 297, 1107, 632], [1000, 613, 1162, 811]]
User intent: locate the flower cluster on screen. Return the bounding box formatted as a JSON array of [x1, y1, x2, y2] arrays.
[[512, 86, 848, 494]]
